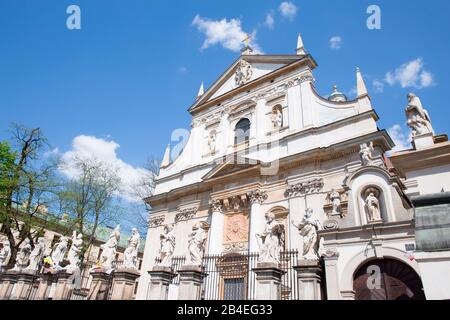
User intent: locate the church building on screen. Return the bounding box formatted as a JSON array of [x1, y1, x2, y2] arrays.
[[136, 34, 450, 300]]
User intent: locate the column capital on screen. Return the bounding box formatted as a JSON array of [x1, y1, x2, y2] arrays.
[[209, 199, 223, 213], [247, 190, 268, 205]]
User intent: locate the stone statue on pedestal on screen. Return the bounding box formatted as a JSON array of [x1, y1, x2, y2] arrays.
[[187, 222, 208, 266], [359, 141, 375, 166], [123, 228, 141, 269], [405, 93, 434, 136], [51, 236, 69, 268], [98, 225, 121, 270], [365, 192, 381, 222], [26, 237, 46, 272], [256, 212, 285, 264], [13, 239, 32, 271], [208, 131, 216, 154], [329, 189, 341, 216], [65, 231, 83, 273], [0, 240, 11, 269], [292, 208, 322, 260], [158, 225, 175, 267]]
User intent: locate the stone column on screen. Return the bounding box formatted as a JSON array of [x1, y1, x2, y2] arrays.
[[87, 269, 111, 300], [177, 265, 207, 300], [252, 262, 285, 300], [0, 271, 18, 300], [52, 272, 73, 300], [247, 190, 268, 253], [294, 259, 323, 300], [207, 200, 224, 254], [322, 249, 340, 300], [110, 267, 140, 300], [34, 273, 55, 300], [147, 266, 176, 300], [9, 271, 36, 300]]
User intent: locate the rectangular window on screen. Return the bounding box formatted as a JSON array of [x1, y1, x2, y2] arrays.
[[223, 278, 245, 300]]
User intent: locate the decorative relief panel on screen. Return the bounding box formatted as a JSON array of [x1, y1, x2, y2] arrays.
[[285, 178, 324, 197], [174, 207, 198, 223], [149, 215, 165, 228], [223, 213, 249, 245]]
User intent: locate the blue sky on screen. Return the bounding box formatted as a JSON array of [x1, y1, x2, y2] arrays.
[[1, 0, 450, 229]]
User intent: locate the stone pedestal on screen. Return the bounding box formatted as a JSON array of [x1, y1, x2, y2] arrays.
[[293, 259, 323, 300], [87, 269, 111, 300], [9, 271, 36, 300], [177, 265, 207, 300], [252, 262, 285, 300], [147, 266, 176, 300], [52, 272, 73, 300], [34, 272, 56, 300], [110, 267, 140, 300], [0, 271, 18, 300], [413, 132, 434, 150]]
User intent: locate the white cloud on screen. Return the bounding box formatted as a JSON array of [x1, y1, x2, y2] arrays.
[[264, 12, 275, 29], [385, 58, 435, 89], [329, 36, 342, 50], [192, 15, 261, 53], [59, 135, 151, 203], [178, 66, 188, 73], [279, 2, 297, 20], [388, 124, 411, 153], [372, 79, 384, 93]]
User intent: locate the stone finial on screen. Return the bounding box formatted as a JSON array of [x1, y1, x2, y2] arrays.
[[296, 33, 306, 55], [356, 67, 369, 98], [197, 82, 204, 99], [160, 144, 171, 168]]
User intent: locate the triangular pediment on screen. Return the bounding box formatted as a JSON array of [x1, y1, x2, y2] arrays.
[[190, 54, 311, 113], [202, 156, 260, 181]]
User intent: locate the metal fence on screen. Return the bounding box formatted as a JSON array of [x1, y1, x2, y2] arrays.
[[200, 250, 299, 300]]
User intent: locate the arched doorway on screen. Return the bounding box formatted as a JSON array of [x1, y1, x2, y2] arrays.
[[353, 258, 425, 300]]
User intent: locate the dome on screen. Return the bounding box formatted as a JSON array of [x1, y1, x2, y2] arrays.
[[328, 85, 347, 102]]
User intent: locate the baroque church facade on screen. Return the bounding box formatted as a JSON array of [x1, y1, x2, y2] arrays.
[[136, 34, 450, 300]]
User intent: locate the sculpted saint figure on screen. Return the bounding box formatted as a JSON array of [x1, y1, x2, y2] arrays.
[[208, 131, 216, 154], [292, 208, 322, 260], [13, 239, 32, 271], [65, 231, 83, 273], [124, 228, 141, 269], [271, 108, 283, 129], [51, 237, 69, 268], [256, 212, 285, 264], [365, 192, 382, 222], [98, 225, 121, 270], [158, 225, 175, 267], [0, 240, 11, 269], [26, 237, 46, 271], [359, 141, 375, 166], [187, 222, 208, 266], [329, 189, 341, 216], [405, 93, 434, 136]]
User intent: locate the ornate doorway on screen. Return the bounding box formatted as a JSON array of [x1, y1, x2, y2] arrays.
[[353, 258, 425, 300]]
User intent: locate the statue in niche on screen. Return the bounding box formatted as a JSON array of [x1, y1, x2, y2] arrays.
[[365, 191, 382, 222], [208, 130, 216, 154], [65, 231, 83, 273], [256, 212, 285, 264], [51, 236, 69, 268], [26, 237, 46, 271], [158, 225, 175, 267], [405, 93, 434, 136], [0, 240, 11, 269], [235, 60, 253, 86], [13, 239, 32, 271], [187, 222, 209, 266], [292, 208, 322, 260], [329, 189, 341, 216], [359, 141, 375, 166], [124, 228, 141, 269], [98, 225, 121, 270], [271, 107, 283, 129]]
